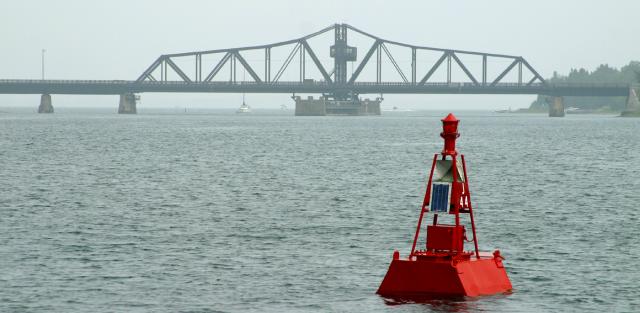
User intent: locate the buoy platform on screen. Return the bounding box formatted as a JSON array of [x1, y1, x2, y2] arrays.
[[377, 113, 512, 299], [378, 250, 511, 298]]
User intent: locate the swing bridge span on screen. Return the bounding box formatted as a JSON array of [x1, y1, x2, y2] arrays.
[[0, 24, 631, 115]]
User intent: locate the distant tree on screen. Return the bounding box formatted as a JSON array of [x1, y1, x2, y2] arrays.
[[619, 61, 640, 83]]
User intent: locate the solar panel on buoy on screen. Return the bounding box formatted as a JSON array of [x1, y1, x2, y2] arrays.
[[430, 182, 451, 213]]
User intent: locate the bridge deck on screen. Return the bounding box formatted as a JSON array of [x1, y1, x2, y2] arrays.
[[0, 79, 630, 97]]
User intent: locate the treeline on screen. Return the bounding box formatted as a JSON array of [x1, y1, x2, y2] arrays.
[[530, 61, 640, 112]]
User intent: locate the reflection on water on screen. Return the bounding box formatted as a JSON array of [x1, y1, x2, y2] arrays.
[[382, 293, 512, 312]]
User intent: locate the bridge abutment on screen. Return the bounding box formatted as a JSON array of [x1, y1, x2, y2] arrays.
[[118, 93, 138, 114], [38, 94, 54, 113], [547, 96, 565, 117], [621, 87, 640, 117]]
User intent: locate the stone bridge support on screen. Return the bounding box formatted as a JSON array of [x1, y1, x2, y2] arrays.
[[621, 87, 639, 117], [547, 96, 564, 117], [118, 93, 138, 114], [38, 93, 53, 113]]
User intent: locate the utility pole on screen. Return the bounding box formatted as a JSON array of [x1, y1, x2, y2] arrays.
[[41, 49, 46, 80]]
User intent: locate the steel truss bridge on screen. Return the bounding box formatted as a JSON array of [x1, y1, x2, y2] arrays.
[[0, 23, 630, 98]]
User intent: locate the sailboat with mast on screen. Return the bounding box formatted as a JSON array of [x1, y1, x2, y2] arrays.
[[236, 69, 251, 113], [236, 93, 251, 113]]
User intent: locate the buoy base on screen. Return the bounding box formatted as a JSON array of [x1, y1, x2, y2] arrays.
[[377, 251, 512, 299]]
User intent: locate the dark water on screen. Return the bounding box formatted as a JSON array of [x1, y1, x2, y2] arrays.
[[1, 109, 639, 312]]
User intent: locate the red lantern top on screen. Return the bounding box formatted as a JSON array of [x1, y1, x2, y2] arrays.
[[440, 113, 460, 155]]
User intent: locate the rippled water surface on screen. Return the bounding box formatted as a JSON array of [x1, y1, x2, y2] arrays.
[[1, 109, 639, 312]]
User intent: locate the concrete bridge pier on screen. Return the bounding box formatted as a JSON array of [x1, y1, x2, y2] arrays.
[[118, 93, 138, 114], [547, 96, 565, 117], [620, 87, 639, 117], [38, 93, 54, 113]]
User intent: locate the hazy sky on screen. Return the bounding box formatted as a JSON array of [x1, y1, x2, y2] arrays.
[[1, 0, 638, 110]]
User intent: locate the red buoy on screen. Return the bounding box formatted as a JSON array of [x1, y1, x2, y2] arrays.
[[377, 113, 512, 299]]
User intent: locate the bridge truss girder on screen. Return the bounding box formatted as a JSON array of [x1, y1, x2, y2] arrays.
[[136, 24, 546, 88]]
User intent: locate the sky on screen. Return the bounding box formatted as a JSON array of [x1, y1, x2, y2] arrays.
[[1, 0, 638, 110]]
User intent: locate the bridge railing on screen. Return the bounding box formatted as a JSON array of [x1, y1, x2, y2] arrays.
[[0, 79, 131, 84], [0, 79, 630, 89], [0, 79, 630, 97], [543, 82, 630, 88], [130, 81, 552, 88]]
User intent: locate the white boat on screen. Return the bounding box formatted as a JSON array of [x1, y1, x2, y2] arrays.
[[236, 94, 251, 113], [237, 102, 251, 113]]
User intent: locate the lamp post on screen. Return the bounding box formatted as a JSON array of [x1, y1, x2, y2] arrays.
[[41, 49, 46, 80]]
